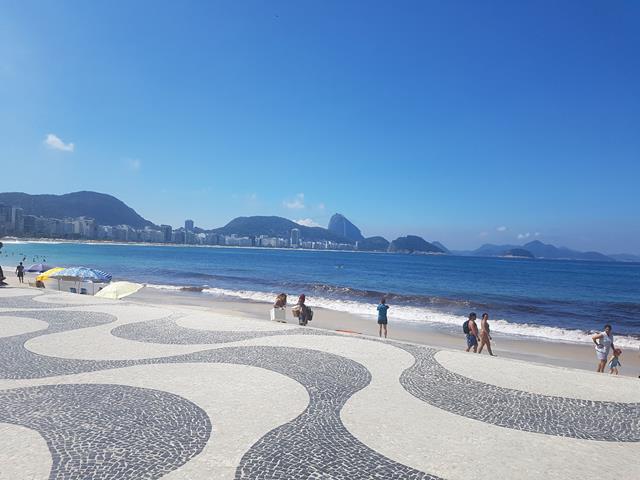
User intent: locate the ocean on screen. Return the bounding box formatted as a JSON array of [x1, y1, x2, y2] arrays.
[[2, 241, 639, 348]]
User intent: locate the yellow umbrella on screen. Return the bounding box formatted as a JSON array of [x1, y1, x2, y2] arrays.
[[36, 267, 64, 282], [95, 281, 143, 300]]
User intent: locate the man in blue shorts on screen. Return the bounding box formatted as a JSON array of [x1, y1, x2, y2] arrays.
[[465, 312, 479, 352], [377, 298, 389, 338]]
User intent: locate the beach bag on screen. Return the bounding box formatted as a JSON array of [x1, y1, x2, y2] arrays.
[[307, 307, 313, 321], [270, 308, 286, 322], [462, 320, 470, 334]]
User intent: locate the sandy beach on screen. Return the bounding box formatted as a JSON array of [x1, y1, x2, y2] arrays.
[[2, 265, 639, 376], [128, 285, 640, 376]]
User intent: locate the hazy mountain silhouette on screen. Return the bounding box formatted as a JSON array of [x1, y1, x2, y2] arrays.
[[0, 191, 154, 228]]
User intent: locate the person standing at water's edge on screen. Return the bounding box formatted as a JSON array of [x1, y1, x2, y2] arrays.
[[15, 262, 25, 284], [377, 298, 389, 338], [593, 324, 615, 373], [463, 312, 479, 353], [477, 313, 495, 356], [295, 294, 310, 326]]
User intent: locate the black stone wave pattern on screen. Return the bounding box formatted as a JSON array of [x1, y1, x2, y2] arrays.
[[0, 292, 84, 310], [111, 316, 327, 345], [0, 383, 211, 480], [397, 344, 640, 442], [167, 346, 440, 480], [0, 310, 139, 379], [0, 310, 331, 380]]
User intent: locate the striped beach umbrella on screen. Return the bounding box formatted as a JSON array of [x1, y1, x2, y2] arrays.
[[36, 267, 65, 282], [49, 267, 112, 283], [25, 263, 52, 273]]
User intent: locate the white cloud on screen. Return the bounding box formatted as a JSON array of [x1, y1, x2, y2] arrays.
[[296, 218, 321, 227], [283, 193, 305, 209], [44, 133, 74, 152], [497, 226, 507, 232], [517, 232, 531, 240], [126, 158, 142, 172], [317, 202, 326, 211], [534, 232, 541, 237]]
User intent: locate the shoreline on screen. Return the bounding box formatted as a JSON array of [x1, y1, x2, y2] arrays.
[[127, 286, 640, 377], [3, 237, 639, 263], [2, 263, 639, 377]]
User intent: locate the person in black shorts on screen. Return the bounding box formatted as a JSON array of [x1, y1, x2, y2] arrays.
[[15, 262, 25, 284], [377, 298, 389, 338]]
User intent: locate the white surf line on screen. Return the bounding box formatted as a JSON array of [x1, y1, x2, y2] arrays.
[[435, 350, 640, 403], [224, 334, 640, 480], [0, 363, 309, 480]]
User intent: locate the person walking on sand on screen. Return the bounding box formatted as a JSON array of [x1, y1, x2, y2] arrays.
[[377, 298, 389, 338], [592, 324, 615, 373], [15, 262, 25, 284], [608, 348, 622, 375], [477, 313, 495, 356], [463, 312, 479, 353]]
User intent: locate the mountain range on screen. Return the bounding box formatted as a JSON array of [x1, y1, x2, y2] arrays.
[[212, 216, 351, 244], [456, 240, 616, 262], [1, 191, 638, 261], [0, 191, 154, 229]]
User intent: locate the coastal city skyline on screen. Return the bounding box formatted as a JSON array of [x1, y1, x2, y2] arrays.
[[1, 1, 639, 254], [1, 4, 639, 479], [0, 191, 637, 260]]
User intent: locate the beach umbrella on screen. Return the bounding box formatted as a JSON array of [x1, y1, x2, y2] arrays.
[[49, 267, 112, 294], [95, 281, 143, 300], [36, 267, 65, 282], [25, 263, 52, 273], [49, 267, 112, 283]]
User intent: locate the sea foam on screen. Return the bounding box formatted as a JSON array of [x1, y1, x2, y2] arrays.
[[146, 284, 640, 349]]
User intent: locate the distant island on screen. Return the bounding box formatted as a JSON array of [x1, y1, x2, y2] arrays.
[[388, 235, 445, 254], [1, 190, 638, 262], [501, 248, 535, 259]]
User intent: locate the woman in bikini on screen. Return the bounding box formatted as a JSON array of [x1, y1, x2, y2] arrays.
[[477, 313, 495, 356]]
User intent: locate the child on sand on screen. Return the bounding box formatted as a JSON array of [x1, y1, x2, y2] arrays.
[[608, 348, 622, 375]]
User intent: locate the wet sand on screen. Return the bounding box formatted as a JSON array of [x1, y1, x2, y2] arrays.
[[128, 287, 640, 377], [2, 266, 638, 377]]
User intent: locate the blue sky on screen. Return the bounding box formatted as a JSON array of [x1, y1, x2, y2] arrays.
[[1, 1, 639, 253]]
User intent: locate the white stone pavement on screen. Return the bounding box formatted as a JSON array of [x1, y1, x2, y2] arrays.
[[0, 287, 638, 480]]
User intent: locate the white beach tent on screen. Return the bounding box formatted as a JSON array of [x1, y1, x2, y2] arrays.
[[94, 281, 143, 300]]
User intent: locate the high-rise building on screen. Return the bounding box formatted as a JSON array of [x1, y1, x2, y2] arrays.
[[185, 219, 194, 232], [290, 228, 300, 247], [11, 207, 24, 234], [160, 225, 173, 242], [0, 204, 13, 235], [173, 230, 185, 244], [22, 215, 37, 235]]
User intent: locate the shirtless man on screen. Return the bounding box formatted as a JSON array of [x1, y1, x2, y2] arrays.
[[15, 262, 25, 284], [465, 312, 479, 353]]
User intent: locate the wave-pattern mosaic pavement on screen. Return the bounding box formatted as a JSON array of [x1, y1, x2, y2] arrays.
[[1, 288, 639, 480], [0, 383, 211, 479], [397, 343, 640, 442]]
